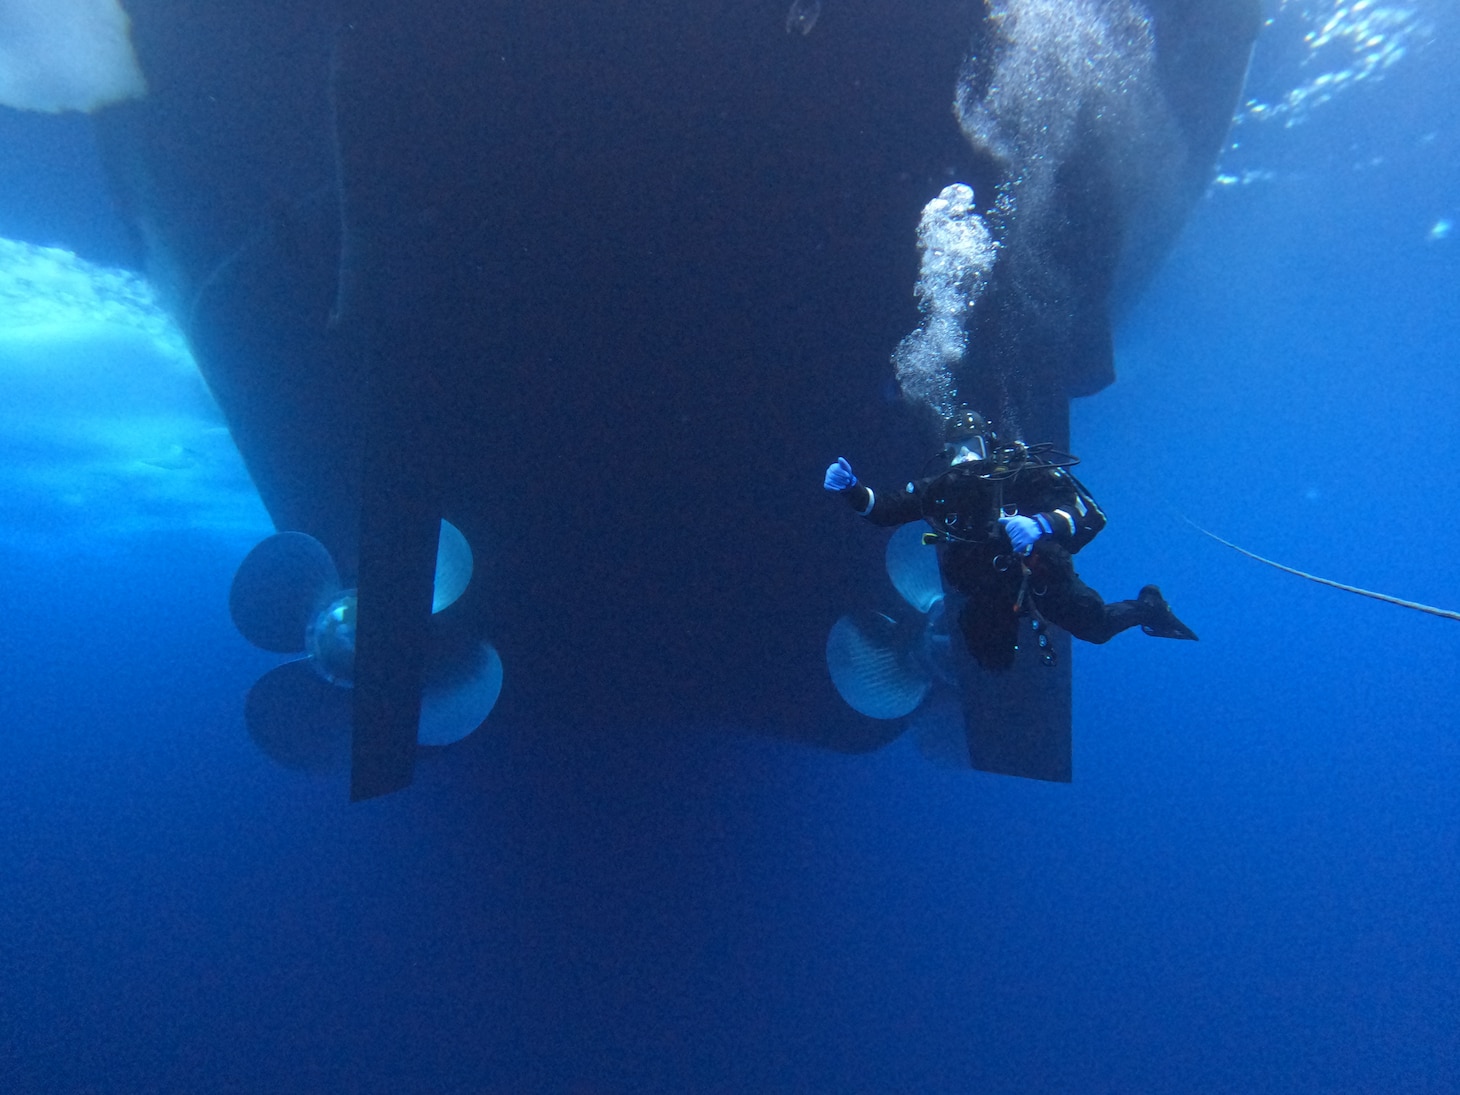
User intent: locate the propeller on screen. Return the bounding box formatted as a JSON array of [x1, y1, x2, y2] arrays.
[[229, 520, 503, 771], [825, 523, 953, 720]]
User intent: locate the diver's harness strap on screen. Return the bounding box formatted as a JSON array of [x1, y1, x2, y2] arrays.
[[1010, 566, 1057, 668], [917, 535, 1059, 668], [1008, 554, 1058, 667]]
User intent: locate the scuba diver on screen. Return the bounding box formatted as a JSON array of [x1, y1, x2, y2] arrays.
[[823, 409, 1197, 671]]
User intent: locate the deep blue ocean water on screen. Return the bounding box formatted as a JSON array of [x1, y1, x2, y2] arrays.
[[2, 3, 1457, 1093]]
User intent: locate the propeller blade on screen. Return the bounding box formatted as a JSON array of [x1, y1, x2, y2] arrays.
[[229, 532, 341, 653], [243, 659, 351, 771], [885, 522, 944, 614], [432, 518, 473, 613], [418, 627, 503, 746], [826, 611, 932, 720]]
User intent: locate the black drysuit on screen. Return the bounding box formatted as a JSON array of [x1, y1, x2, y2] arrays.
[[842, 459, 1158, 670]]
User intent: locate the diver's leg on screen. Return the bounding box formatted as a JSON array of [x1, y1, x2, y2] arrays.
[[1035, 569, 1197, 642], [1036, 576, 1144, 644], [1030, 542, 1176, 643]]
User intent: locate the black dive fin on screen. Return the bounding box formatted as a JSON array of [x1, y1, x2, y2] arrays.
[[1139, 585, 1199, 641], [1142, 612, 1199, 641]]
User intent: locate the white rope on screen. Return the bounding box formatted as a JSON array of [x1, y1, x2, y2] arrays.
[[1186, 517, 1460, 623]]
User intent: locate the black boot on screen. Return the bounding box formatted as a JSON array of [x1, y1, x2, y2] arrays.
[[1138, 585, 1199, 641]]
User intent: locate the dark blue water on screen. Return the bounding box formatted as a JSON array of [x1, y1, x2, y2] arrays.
[[3, 5, 1457, 1093]]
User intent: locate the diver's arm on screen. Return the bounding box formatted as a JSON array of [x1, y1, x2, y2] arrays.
[[824, 458, 922, 526], [1029, 467, 1107, 551], [844, 481, 922, 526]]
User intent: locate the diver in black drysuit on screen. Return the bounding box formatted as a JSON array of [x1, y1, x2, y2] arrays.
[[824, 413, 1196, 671]]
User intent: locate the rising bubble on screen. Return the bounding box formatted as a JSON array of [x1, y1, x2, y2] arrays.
[[786, 0, 822, 36]]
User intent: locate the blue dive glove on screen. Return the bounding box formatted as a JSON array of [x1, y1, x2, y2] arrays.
[[999, 513, 1052, 556], [824, 457, 857, 492]]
